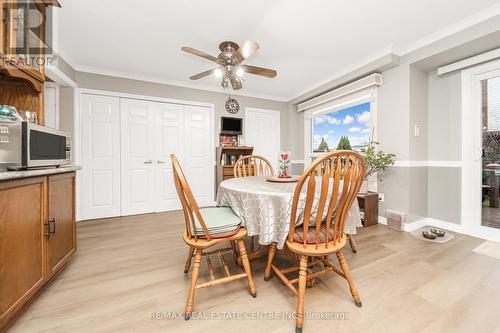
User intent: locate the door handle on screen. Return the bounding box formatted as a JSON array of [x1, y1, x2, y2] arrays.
[[44, 220, 50, 238], [49, 218, 56, 236], [144, 160, 153, 164], [157, 160, 166, 164]]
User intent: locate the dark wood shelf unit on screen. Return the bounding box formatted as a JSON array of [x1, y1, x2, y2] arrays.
[[357, 192, 379, 227], [215, 146, 254, 198]]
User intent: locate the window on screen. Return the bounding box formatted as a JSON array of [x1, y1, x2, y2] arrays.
[[301, 75, 380, 166], [311, 102, 372, 153]]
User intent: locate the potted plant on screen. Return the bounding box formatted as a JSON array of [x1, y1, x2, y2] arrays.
[[359, 141, 396, 193]]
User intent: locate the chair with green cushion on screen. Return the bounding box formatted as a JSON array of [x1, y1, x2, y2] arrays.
[[170, 154, 257, 320]]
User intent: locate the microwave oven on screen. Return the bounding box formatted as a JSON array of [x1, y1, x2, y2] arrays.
[[0, 121, 71, 170]]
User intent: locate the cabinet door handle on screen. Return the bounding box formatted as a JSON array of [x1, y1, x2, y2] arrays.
[[157, 160, 166, 164], [144, 160, 153, 164], [44, 220, 50, 238], [49, 218, 56, 236]]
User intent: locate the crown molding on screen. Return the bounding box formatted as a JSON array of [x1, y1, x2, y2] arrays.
[[72, 64, 289, 102], [396, 3, 500, 56], [287, 45, 396, 102], [287, 4, 500, 103], [59, 3, 500, 104]]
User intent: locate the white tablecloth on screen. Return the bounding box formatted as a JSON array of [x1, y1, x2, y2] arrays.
[[216, 176, 362, 249]]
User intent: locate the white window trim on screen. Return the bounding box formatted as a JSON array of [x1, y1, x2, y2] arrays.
[[304, 87, 378, 159], [303, 86, 378, 191]]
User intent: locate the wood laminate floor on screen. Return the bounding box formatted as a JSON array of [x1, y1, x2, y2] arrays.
[[8, 211, 500, 333]]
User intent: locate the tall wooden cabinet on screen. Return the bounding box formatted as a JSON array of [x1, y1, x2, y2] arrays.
[[0, 172, 76, 332], [0, 0, 61, 126]]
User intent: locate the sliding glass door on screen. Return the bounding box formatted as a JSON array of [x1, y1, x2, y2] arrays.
[[463, 61, 500, 242]]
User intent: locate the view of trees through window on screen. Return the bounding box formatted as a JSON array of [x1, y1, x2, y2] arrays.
[[312, 102, 371, 153]]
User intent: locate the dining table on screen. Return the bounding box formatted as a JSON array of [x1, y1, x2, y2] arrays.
[[216, 176, 362, 254]]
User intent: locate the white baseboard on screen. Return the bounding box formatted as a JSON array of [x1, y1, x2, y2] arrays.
[[403, 218, 427, 232], [377, 216, 500, 242], [376, 216, 426, 232], [423, 218, 464, 233], [378, 216, 387, 225]]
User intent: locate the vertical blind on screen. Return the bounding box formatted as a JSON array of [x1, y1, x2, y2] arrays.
[[488, 76, 500, 131]]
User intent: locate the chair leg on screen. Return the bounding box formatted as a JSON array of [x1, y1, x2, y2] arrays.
[[230, 240, 239, 264], [237, 239, 257, 297], [185, 248, 203, 319], [264, 242, 277, 281], [336, 250, 362, 307], [347, 234, 357, 253], [296, 255, 308, 333], [184, 246, 195, 273]]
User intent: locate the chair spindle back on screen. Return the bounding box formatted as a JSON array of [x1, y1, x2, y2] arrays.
[[288, 151, 366, 248], [171, 154, 212, 241], [234, 155, 275, 178]]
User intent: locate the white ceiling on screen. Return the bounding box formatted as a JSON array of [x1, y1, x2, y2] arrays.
[[58, 0, 500, 101]]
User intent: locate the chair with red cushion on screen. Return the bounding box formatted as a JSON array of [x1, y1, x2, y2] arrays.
[[264, 151, 366, 333]]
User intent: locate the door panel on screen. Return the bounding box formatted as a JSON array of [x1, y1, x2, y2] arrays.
[[245, 108, 280, 172], [154, 103, 184, 212], [184, 105, 213, 207], [121, 99, 155, 215], [81, 94, 121, 220], [48, 173, 76, 275], [0, 177, 45, 326]]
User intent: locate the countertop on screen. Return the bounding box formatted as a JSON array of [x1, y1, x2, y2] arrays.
[[0, 165, 81, 181]]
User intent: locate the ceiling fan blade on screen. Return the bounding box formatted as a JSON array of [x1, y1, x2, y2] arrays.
[[232, 40, 260, 64], [189, 68, 219, 80], [229, 74, 242, 90], [241, 65, 277, 78], [181, 47, 218, 63]]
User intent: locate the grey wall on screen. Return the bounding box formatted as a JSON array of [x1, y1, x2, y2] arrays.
[[283, 44, 474, 225], [426, 70, 463, 224], [59, 87, 74, 133], [427, 70, 462, 161], [74, 72, 290, 151], [427, 167, 461, 224]]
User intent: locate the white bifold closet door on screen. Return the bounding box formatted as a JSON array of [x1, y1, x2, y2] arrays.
[[120, 99, 157, 215], [120, 99, 213, 216], [81, 94, 213, 220], [81, 94, 121, 220]]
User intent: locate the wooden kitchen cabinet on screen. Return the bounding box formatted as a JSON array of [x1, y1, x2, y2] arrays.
[[0, 176, 47, 332], [0, 171, 76, 333], [47, 172, 76, 275]]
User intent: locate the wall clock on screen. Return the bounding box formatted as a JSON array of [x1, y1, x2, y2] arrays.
[[225, 98, 240, 114]]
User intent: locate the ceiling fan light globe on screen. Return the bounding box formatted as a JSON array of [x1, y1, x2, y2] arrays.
[[214, 68, 223, 78], [236, 67, 244, 77]]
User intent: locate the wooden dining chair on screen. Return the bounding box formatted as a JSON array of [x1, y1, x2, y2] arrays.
[[264, 151, 366, 332], [314, 159, 359, 254], [233, 155, 275, 253], [170, 154, 257, 319], [234, 155, 275, 178]]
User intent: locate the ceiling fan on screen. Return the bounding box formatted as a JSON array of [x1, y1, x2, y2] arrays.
[[181, 40, 277, 90]]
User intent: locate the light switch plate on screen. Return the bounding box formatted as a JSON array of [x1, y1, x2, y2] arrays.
[[414, 125, 420, 137]]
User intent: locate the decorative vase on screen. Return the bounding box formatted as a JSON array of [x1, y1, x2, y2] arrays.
[[278, 151, 291, 178], [359, 179, 369, 194]]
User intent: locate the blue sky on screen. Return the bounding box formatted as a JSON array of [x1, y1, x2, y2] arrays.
[[312, 102, 371, 151]]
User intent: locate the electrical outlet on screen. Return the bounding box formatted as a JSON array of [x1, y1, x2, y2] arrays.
[[378, 193, 385, 202]]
